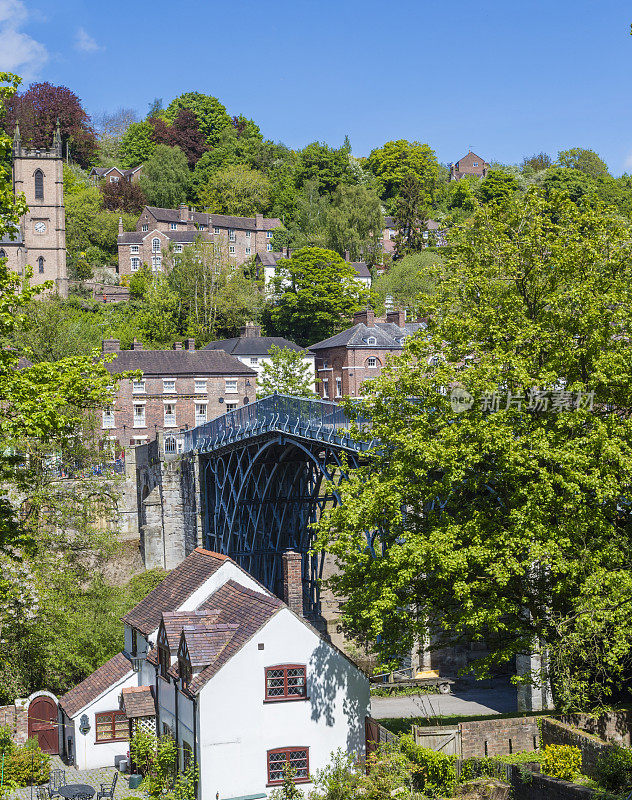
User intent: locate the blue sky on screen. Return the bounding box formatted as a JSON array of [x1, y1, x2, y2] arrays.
[[1, 0, 630, 172]]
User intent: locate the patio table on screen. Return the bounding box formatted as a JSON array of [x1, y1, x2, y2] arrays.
[[57, 784, 96, 800]]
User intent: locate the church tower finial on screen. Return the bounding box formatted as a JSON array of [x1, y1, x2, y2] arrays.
[[53, 117, 62, 156], [13, 122, 21, 156]]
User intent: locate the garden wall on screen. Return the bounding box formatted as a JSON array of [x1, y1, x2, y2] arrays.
[[460, 716, 540, 758], [560, 711, 632, 747], [540, 717, 616, 778], [509, 764, 597, 800], [0, 700, 28, 744]]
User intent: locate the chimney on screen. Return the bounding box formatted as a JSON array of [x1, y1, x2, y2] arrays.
[[173, 342, 183, 350], [344, 249, 350, 262], [131, 338, 143, 351], [102, 338, 120, 353], [282, 550, 303, 616], [353, 308, 375, 327], [118, 217, 124, 236], [184, 338, 195, 351], [179, 203, 188, 223], [386, 309, 406, 328], [239, 321, 262, 338], [255, 213, 263, 229]]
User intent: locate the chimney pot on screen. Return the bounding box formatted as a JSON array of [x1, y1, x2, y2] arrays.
[[179, 203, 188, 223], [184, 338, 195, 351], [131, 338, 143, 351], [353, 308, 375, 327], [239, 321, 262, 338], [255, 213, 263, 228], [102, 338, 120, 353], [282, 550, 303, 617], [118, 217, 124, 236], [386, 309, 406, 328], [344, 249, 350, 262], [173, 342, 183, 350]]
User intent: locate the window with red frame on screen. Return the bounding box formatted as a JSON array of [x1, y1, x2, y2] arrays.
[[265, 665, 306, 700], [95, 711, 128, 743], [267, 747, 309, 785]]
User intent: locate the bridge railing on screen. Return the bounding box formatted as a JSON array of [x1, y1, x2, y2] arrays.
[[184, 393, 373, 454]]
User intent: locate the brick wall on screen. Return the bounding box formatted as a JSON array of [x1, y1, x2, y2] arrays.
[[282, 550, 303, 616], [540, 718, 616, 778], [560, 711, 632, 747], [0, 700, 28, 744], [460, 716, 540, 758], [314, 345, 400, 400], [509, 764, 596, 800]]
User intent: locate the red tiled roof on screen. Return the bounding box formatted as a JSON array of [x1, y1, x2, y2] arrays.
[[122, 549, 231, 636], [121, 686, 155, 718], [59, 652, 132, 718]]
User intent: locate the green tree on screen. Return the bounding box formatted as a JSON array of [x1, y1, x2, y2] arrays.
[[373, 251, 442, 315], [119, 120, 156, 169], [163, 91, 232, 147], [540, 167, 596, 203], [477, 168, 520, 204], [315, 189, 632, 710], [296, 141, 355, 194], [558, 147, 609, 178], [393, 175, 428, 256], [198, 164, 271, 215], [140, 144, 190, 208], [324, 184, 384, 264], [257, 345, 316, 398], [367, 140, 439, 212], [270, 247, 370, 345], [521, 152, 552, 173]]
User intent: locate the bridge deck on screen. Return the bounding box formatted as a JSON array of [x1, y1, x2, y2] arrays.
[[184, 394, 373, 455]]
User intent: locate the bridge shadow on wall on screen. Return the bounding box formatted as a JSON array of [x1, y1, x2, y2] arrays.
[[308, 638, 367, 754]]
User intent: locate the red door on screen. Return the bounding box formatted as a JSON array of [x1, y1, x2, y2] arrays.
[[28, 696, 59, 754]]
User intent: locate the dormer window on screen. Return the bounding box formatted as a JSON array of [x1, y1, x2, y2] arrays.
[[366, 336, 377, 345], [131, 628, 138, 656], [180, 658, 192, 689], [158, 644, 169, 679]]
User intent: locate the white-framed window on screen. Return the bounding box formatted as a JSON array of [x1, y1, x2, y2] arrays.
[[170, 222, 177, 230], [110, 176, 120, 183], [228, 229, 236, 242], [229, 245, 235, 254], [214, 226, 220, 234], [174, 244, 183, 253], [335, 377, 342, 397], [130, 244, 139, 254], [267, 243, 273, 251], [322, 379, 329, 398], [163, 379, 176, 393], [102, 407, 115, 429], [132, 379, 146, 393], [266, 231, 273, 239], [195, 403, 207, 425], [133, 404, 146, 428], [198, 224, 207, 230], [367, 336, 377, 345], [245, 231, 251, 239], [164, 402, 176, 427], [142, 224, 149, 232], [473, 161, 479, 167], [225, 402, 237, 412], [151, 255, 162, 272], [131, 257, 140, 272], [249, 357, 258, 365], [225, 379, 238, 394], [367, 357, 377, 368], [245, 247, 251, 255], [194, 379, 207, 394], [152, 237, 161, 252]]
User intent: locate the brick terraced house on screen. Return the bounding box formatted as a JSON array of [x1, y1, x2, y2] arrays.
[[309, 309, 425, 400], [449, 150, 490, 180], [101, 339, 256, 448], [117, 205, 281, 276], [90, 165, 143, 184], [58, 548, 370, 794]]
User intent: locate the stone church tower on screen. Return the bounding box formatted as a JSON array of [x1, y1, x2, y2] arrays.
[[0, 121, 68, 296]]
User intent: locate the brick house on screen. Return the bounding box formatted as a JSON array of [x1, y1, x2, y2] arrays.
[[449, 151, 490, 180], [89, 165, 143, 184], [58, 548, 369, 788], [101, 339, 256, 447], [309, 309, 425, 400], [117, 205, 281, 276]]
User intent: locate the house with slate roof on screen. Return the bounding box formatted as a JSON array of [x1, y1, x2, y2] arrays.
[[203, 322, 316, 392], [117, 205, 281, 276], [100, 338, 256, 448], [90, 165, 143, 185], [255, 250, 372, 292], [309, 309, 426, 400], [58, 548, 370, 797]]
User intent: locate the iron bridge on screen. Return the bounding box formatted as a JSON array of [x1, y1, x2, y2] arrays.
[[183, 394, 374, 617]]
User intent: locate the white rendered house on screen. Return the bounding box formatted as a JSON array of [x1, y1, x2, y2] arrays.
[[58, 549, 370, 796]]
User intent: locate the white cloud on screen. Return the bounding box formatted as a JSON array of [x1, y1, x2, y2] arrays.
[[0, 0, 48, 80], [75, 27, 102, 53]]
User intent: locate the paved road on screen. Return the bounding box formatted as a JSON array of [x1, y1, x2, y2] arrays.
[[371, 680, 518, 719]]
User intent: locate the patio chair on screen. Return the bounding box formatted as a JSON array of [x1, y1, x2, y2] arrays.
[[96, 771, 117, 800], [36, 786, 50, 800], [48, 769, 66, 798]]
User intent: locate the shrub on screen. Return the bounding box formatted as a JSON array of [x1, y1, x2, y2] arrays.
[[1, 737, 50, 786], [460, 758, 503, 781], [595, 747, 632, 793], [398, 733, 457, 797], [540, 744, 581, 781], [310, 748, 361, 800], [359, 743, 412, 800]]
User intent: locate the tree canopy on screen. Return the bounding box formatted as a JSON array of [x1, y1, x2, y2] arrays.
[[257, 345, 316, 398], [367, 139, 439, 212], [140, 144, 190, 208]]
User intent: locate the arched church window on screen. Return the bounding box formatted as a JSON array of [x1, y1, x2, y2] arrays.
[[38, 256, 44, 274], [34, 169, 44, 200]]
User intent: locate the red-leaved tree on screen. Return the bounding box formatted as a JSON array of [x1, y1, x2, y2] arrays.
[[150, 108, 207, 168], [4, 82, 97, 167], [100, 180, 146, 213]]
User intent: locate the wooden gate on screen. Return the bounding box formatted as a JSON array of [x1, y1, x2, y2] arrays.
[[365, 716, 397, 757], [28, 695, 59, 755], [412, 725, 461, 756]]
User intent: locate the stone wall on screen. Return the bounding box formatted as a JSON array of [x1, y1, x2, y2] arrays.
[[0, 700, 28, 744], [460, 716, 540, 758], [509, 764, 596, 800], [560, 711, 632, 747], [540, 718, 616, 778]]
